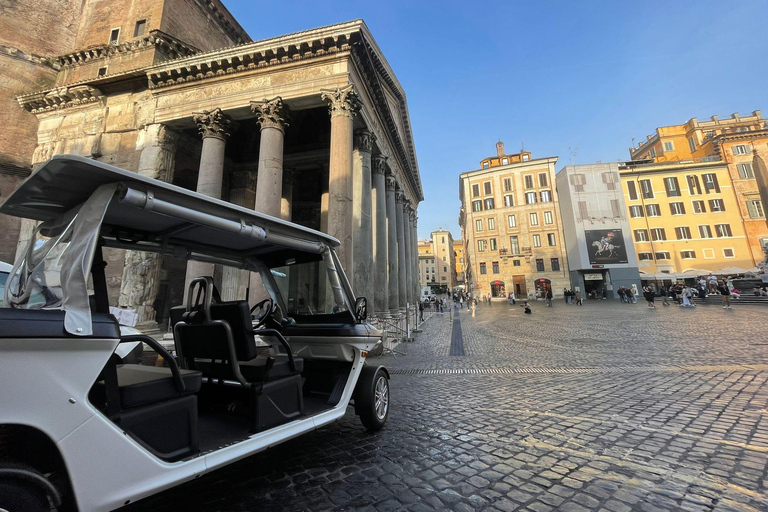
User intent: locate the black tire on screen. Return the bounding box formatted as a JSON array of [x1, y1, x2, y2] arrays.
[[355, 366, 389, 431], [0, 477, 53, 512]]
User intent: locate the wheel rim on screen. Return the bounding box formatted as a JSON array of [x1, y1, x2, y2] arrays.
[[374, 375, 389, 420]]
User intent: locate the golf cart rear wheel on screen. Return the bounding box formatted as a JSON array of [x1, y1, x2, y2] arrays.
[[356, 367, 389, 431], [0, 477, 53, 512]]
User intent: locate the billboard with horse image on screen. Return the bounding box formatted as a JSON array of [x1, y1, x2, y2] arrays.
[[585, 229, 628, 264]]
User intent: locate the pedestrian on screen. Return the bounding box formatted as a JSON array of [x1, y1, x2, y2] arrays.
[[630, 284, 638, 303], [643, 286, 656, 308], [575, 290, 582, 306], [546, 289, 553, 307], [487, 292, 491, 303], [681, 286, 695, 307], [520, 301, 532, 314], [618, 287, 626, 303], [418, 301, 424, 321], [563, 287, 569, 304], [661, 286, 670, 306], [718, 281, 732, 309], [708, 274, 718, 294]]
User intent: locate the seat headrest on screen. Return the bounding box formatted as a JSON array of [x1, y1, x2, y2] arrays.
[[181, 310, 206, 325]]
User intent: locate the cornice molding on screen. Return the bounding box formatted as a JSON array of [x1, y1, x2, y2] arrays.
[[0, 43, 58, 70], [17, 85, 104, 113]]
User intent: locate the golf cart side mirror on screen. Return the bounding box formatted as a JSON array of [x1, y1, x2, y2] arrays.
[[354, 296, 367, 321]]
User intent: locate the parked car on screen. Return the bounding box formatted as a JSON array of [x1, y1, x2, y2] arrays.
[[0, 155, 389, 512]]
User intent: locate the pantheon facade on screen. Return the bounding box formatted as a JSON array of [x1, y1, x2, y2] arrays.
[[2, 1, 422, 325]]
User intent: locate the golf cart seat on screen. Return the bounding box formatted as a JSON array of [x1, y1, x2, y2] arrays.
[[173, 277, 303, 432], [103, 364, 202, 409]]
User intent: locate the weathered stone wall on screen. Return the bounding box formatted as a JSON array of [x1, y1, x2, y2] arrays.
[[0, 0, 82, 56], [160, 0, 247, 52], [74, 0, 165, 50], [55, 48, 158, 86]]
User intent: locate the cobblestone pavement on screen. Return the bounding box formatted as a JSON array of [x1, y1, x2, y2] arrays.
[[125, 301, 768, 511]]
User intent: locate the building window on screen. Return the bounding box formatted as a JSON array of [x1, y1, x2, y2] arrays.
[[523, 154, 530, 161], [651, 228, 666, 241], [529, 212, 539, 226], [649, 148, 656, 158], [524, 175, 534, 189], [509, 236, 520, 254], [646, 204, 661, 216], [634, 229, 649, 242], [489, 238, 497, 251], [547, 233, 556, 246], [602, 172, 617, 190], [480, 262, 487, 274], [488, 217, 496, 230], [543, 211, 553, 224], [655, 251, 671, 260], [513, 259, 521, 266], [708, 199, 725, 212], [482, 162, 490, 169], [538, 173, 549, 187], [483, 181, 492, 195], [723, 248, 735, 258], [472, 200, 482, 212], [134, 19, 147, 37], [502, 158, 509, 165], [664, 177, 681, 197], [472, 184, 480, 197], [664, 141, 674, 152], [732, 145, 749, 155], [747, 200, 765, 219], [503, 178, 513, 191], [536, 259, 545, 272], [532, 234, 542, 247], [610, 199, 622, 218], [629, 205, 644, 218], [504, 194, 514, 207], [638, 252, 653, 261], [484, 198, 495, 210], [698, 225, 713, 239], [492, 261, 500, 274], [692, 200, 706, 214], [738, 163, 755, 179], [477, 240, 487, 252], [551, 258, 560, 271], [681, 250, 696, 259], [475, 219, 483, 232], [703, 248, 715, 259], [688, 137, 696, 152], [525, 192, 537, 204], [109, 28, 121, 44], [571, 173, 586, 192], [715, 224, 732, 237], [507, 215, 517, 228], [702, 173, 720, 193], [640, 179, 654, 199], [627, 181, 638, 200], [97, 66, 108, 77], [670, 202, 685, 215], [675, 226, 692, 240], [687, 175, 702, 195], [540, 190, 552, 203], [579, 201, 589, 219]]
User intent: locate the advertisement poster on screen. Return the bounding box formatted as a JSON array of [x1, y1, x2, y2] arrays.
[[585, 229, 628, 264]]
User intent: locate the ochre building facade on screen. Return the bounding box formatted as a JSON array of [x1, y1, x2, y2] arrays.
[[1, 0, 422, 324]]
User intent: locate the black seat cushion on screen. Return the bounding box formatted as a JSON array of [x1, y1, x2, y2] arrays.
[[209, 301, 258, 361], [93, 365, 202, 409]]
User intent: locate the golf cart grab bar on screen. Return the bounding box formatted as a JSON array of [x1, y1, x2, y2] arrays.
[[253, 328, 298, 373], [120, 334, 186, 393], [117, 185, 325, 254]]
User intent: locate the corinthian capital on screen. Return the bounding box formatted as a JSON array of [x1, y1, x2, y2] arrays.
[[372, 154, 388, 175], [385, 174, 397, 192], [250, 97, 289, 132], [354, 129, 374, 152], [395, 190, 406, 205], [192, 108, 231, 140], [320, 84, 361, 119]]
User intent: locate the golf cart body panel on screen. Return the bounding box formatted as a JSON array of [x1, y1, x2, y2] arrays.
[[0, 156, 386, 511]]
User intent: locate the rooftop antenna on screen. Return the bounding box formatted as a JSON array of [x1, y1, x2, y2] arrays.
[[569, 147, 578, 165], [521, 141, 525, 151], [631, 136, 636, 149]]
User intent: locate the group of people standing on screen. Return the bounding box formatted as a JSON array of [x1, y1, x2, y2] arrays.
[[641, 279, 735, 309]]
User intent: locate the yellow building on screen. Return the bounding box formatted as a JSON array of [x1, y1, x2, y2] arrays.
[[417, 230, 457, 288], [630, 111, 768, 265], [453, 239, 465, 285], [459, 142, 570, 299], [620, 160, 753, 273]]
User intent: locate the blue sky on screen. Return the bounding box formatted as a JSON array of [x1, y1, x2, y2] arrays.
[[225, 0, 768, 239]]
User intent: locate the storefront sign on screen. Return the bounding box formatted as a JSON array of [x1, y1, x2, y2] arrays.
[[584, 273, 603, 281]]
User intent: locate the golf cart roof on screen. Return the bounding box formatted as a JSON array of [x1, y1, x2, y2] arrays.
[[0, 155, 340, 261]]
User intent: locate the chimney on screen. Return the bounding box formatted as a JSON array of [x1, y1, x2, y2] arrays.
[[496, 141, 504, 157], [731, 113, 740, 121], [711, 115, 719, 122], [752, 110, 762, 118]]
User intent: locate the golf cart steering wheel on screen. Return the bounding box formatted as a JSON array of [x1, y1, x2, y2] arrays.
[[250, 297, 274, 329]]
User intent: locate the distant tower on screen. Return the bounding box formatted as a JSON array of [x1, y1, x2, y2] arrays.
[[496, 140, 505, 157]]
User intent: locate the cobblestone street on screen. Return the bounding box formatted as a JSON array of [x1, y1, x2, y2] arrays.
[[127, 301, 768, 511]]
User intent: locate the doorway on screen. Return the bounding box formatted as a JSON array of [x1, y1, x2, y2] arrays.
[[490, 280, 506, 298], [534, 278, 551, 299], [513, 275, 527, 298], [583, 273, 604, 299]]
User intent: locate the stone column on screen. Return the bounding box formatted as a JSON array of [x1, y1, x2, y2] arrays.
[[320, 164, 330, 232], [352, 129, 374, 305], [403, 201, 413, 309], [280, 168, 296, 221], [251, 97, 288, 218], [321, 85, 360, 272], [385, 174, 400, 315], [395, 190, 408, 311], [221, 171, 258, 301], [412, 211, 420, 304], [184, 108, 231, 295], [118, 124, 179, 323], [372, 155, 389, 317]]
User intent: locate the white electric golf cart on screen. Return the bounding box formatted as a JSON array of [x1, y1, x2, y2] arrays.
[[0, 155, 389, 512]]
